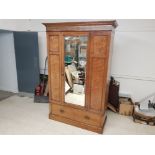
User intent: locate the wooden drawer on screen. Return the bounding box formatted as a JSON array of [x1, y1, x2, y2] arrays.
[[52, 104, 102, 127]]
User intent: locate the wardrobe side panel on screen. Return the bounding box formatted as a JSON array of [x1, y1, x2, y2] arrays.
[[89, 32, 111, 112], [48, 33, 62, 103]]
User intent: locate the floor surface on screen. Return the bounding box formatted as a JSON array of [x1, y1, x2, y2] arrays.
[[0, 95, 155, 135], [0, 90, 14, 101]]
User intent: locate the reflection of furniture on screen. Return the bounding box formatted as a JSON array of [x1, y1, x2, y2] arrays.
[[71, 71, 80, 83], [65, 55, 73, 64], [44, 21, 117, 133], [65, 67, 73, 88]]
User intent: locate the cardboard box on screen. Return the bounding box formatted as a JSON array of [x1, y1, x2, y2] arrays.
[[119, 97, 134, 116]]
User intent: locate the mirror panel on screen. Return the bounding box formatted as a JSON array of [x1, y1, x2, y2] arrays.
[[64, 36, 88, 106]]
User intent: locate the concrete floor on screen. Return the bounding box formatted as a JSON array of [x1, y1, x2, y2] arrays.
[[0, 95, 155, 135], [0, 90, 14, 101]]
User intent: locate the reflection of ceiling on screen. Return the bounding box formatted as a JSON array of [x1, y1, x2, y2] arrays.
[[65, 36, 88, 42]]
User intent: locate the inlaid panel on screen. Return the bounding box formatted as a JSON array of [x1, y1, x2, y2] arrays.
[[49, 36, 59, 52], [49, 55, 61, 101], [90, 58, 106, 111], [92, 35, 108, 58]]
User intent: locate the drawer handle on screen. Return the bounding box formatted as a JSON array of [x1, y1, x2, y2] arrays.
[[60, 109, 65, 113], [84, 115, 90, 120]]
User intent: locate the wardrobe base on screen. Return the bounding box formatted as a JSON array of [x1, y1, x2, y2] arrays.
[[49, 113, 107, 134]]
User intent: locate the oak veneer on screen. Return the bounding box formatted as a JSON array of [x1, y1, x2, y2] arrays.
[[44, 21, 117, 133]]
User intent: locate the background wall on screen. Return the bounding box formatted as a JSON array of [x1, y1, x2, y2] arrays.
[[112, 20, 155, 101], [0, 31, 18, 92], [0, 19, 155, 101]]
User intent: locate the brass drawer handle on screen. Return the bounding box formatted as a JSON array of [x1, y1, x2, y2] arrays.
[[60, 109, 65, 113], [84, 115, 90, 120]]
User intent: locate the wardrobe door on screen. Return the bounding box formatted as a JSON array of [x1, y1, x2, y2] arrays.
[[88, 31, 111, 113], [47, 32, 62, 103]]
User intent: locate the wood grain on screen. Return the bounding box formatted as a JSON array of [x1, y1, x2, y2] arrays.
[[45, 21, 117, 134], [49, 36, 59, 52], [93, 36, 108, 58], [52, 103, 102, 126], [50, 114, 105, 134], [90, 58, 106, 111], [43, 20, 117, 32], [49, 55, 61, 101]]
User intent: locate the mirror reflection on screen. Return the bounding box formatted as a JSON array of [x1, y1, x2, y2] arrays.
[[64, 36, 88, 106]]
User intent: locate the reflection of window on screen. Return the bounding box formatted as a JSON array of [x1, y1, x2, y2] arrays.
[[79, 44, 87, 58], [79, 57, 86, 68], [64, 36, 88, 67]]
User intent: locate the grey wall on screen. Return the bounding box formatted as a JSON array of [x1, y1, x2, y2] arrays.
[[0, 32, 18, 92], [14, 32, 40, 93]]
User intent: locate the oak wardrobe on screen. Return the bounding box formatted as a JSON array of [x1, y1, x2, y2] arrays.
[[43, 21, 117, 133]]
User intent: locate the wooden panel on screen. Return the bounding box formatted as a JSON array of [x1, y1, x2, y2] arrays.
[[49, 36, 59, 53], [43, 21, 117, 32], [88, 32, 110, 112], [52, 104, 101, 127], [45, 25, 115, 32], [90, 58, 106, 111], [50, 113, 105, 134], [92, 35, 108, 58], [49, 55, 61, 101], [43, 20, 117, 27]]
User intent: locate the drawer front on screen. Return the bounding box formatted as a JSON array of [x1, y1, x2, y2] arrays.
[[52, 104, 102, 126]]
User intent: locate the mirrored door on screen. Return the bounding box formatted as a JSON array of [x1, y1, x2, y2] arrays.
[[64, 35, 88, 106]]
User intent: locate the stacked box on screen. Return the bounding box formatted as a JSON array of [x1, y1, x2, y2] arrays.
[[119, 97, 134, 116]]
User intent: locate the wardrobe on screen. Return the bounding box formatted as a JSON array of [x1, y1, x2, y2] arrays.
[[44, 21, 117, 133]]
